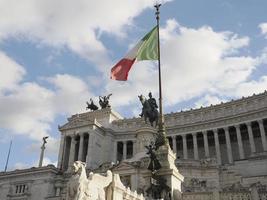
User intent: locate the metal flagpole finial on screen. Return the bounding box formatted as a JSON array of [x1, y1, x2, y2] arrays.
[[154, 3, 161, 19]]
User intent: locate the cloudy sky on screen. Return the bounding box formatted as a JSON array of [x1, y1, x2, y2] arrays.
[[0, 0, 267, 170]]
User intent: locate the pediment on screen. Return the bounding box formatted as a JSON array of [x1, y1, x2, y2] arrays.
[[59, 117, 93, 130], [112, 161, 139, 172]]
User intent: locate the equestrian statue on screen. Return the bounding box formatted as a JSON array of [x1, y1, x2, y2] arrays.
[[138, 92, 159, 127]]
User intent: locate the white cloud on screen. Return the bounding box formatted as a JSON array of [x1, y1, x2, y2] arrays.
[[194, 94, 227, 108], [108, 19, 265, 112], [13, 162, 30, 170], [0, 52, 95, 142], [227, 76, 267, 97], [0, 52, 25, 92], [0, 73, 94, 141], [0, 81, 55, 140], [13, 157, 57, 170], [259, 23, 267, 38], [0, 0, 162, 68], [26, 137, 60, 157], [1, 17, 266, 144], [48, 74, 95, 115]]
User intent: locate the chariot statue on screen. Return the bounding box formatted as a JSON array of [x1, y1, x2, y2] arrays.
[[99, 94, 112, 109], [138, 92, 159, 127], [86, 98, 98, 111]]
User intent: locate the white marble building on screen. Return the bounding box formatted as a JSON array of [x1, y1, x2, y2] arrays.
[[1, 91, 267, 199]]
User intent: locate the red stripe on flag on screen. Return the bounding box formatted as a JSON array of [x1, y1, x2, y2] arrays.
[[110, 58, 135, 81]]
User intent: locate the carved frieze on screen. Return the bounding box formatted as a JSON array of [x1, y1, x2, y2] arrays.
[[222, 182, 248, 192], [182, 178, 207, 192]]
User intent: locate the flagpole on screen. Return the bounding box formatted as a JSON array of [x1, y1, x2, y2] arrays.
[[155, 4, 167, 142], [4, 140, 12, 172]]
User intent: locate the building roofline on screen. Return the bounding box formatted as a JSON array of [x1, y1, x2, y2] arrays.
[[0, 165, 60, 178]]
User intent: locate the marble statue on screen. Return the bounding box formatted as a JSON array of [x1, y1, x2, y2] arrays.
[[66, 161, 90, 200], [87, 170, 113, 200], [66, 161, 113, 200]]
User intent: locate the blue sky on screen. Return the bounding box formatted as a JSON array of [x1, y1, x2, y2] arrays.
[[0, 0, 267, 170]]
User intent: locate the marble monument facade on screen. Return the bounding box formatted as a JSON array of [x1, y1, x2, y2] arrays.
[[0, 91, 267, 199]]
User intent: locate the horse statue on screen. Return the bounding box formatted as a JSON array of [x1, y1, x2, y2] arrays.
[[66, 161, 90, 200], [66, 161, 113, 200], [86, 98, 98, 111], [99, 94, 112, 109], [138, 94, 159, 127]]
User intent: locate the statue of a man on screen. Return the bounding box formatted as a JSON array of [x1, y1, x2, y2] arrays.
[[145, 142, 161, 172], [147, 92, 158, 111]]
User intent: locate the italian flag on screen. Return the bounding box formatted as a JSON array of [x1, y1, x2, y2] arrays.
[[111, 26, 158, 81]]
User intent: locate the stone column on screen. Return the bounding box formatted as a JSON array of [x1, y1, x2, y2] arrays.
[[224, 127, 233, 164], [182, 135, 188, 159], [192, 133, 199, 160], [213, 129, 221, 165], [133, 140, 137, 155], [57, 134, 65, 169], [246, 122, 256, 154], [78, 133, 85, 161], [86, 133, 94, 168], [68, 135, 76, 169], [123, 141, 127, 160], [203, 131, 210, 157], [235, 125, 245, 159], [258, 119, 267, 151], [113, 141, 117, 163], [172, 136, 177, 154]]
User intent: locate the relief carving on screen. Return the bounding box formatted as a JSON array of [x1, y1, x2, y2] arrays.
[[183, 178, 207, 192], [222, 181, 248, 192]]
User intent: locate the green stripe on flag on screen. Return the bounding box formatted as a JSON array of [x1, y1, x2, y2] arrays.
[[136, 26, 158, 61]]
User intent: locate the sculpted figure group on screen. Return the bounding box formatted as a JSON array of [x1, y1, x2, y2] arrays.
[[86, 94, 112, 111], [138, 92, 159, 127], [66, 161, 112, 200], [86, 92, 159, 128]]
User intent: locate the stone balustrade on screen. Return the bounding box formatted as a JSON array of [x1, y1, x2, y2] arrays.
[[111, 91, 267, 130]]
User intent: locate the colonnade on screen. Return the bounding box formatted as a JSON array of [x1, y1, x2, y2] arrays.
[[167, 119, 267, 164], [114, 140, 135, 162], [58, 132, 91, 170], [57, 119, 267, 169]]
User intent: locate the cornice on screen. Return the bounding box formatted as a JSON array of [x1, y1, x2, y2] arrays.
[[0, 165, 60, 180], [57, 91, 267, 134], [166, 108, 267, 135], [111, 91, 267, 131]]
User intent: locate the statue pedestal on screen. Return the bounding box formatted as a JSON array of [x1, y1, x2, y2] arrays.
[[154, 145, 184, 200], [111, 144, 184, 200]]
